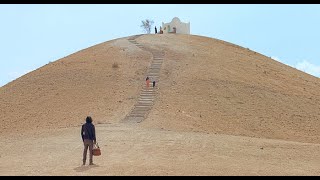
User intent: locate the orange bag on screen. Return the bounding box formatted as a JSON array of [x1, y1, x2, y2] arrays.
[[92, 143, 101, 156]]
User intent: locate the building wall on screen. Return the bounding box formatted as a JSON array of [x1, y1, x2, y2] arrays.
[[161, 17, 190, 34]]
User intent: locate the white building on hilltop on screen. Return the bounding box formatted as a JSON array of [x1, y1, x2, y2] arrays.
[[161, 17, 190, 34]]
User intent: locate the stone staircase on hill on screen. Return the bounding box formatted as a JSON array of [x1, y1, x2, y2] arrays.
[[122, 35, 165, 123]]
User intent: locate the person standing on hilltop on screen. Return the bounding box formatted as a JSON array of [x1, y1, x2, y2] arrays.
[[155, 26, 158, 34], [81, 116, 96, 165]]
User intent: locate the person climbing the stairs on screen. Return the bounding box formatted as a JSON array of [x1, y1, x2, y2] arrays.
[[146, 76, 150, 88]]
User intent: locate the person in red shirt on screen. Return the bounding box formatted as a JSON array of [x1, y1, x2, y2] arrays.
[[146, 77, 150, 88]]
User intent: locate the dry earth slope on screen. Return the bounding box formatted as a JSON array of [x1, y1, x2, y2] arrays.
[[1, 34, 319, 144]]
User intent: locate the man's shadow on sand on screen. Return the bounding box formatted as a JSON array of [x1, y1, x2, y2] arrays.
[[74, 164, 100, 172]]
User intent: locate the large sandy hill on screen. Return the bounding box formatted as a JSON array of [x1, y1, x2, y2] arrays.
[[1, 34, 320, 175], [1, 34, 319, 143]]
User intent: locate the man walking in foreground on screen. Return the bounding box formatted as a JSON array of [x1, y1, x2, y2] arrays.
[[81, 116, 96, 165]]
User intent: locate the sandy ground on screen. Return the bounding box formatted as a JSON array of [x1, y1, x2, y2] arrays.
[[0, 123, 319, 176]]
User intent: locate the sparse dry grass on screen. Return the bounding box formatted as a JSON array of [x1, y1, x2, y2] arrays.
[[112, 62, 119, 68]]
